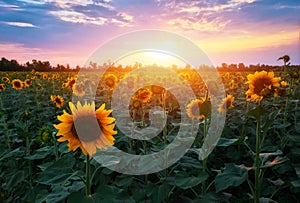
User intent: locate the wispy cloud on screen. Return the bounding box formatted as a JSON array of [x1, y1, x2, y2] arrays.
[[2, 21, 38, 28], [49, 10, 108, 25]]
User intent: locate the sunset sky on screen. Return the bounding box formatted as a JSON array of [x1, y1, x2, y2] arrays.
[[0, 0, 299, 67]]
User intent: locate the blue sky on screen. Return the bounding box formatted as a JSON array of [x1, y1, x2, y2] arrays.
[[0, 0, 299, 67]]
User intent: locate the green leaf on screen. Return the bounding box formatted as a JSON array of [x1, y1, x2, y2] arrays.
[[67, 192, 94, 203], [215, 163, 248, 192], [36, 155, 76, 185], [4, 171, 27, 190], [175, 171, 208, 189], [45, 191, 70, 203], [0, 147, 25, 160], [247, 105, 266, 120], [216, 138, 239, 147], [152, 183, 172, 203], [25, 146, 54, 160]]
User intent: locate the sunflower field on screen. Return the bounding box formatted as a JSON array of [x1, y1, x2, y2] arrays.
[[0, 64, 300, 203]]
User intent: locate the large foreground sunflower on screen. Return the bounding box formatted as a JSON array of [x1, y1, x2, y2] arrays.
[[245, 71, 280, 102], [54, 102, 117, 156]]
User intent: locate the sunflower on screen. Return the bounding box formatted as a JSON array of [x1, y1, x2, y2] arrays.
[[0, 84, 6, 91], [24, 79, 32, 87], [186, 98, 211, 120], [12, 79, 24, 90], [103, 73, 118, 90], [54, 102, 117, 156], [50, 95, 64, 108], [179, 72, 190, 81], [64, 77, 76, 90], [52, 74, 58, 80], [2, 77, 10, 83], [131, 99, 142, 109], [229, 80, 235, 90], [274, 81, 289, 97], [218, 94, 234, 113], [42, 74, 48, 80], [245, 71, 280, 102], [133, 88, 152, 103], [73, 83, 85, 97]]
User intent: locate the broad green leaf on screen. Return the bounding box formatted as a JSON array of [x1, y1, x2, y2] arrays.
[[175, 171, 208, 189], [215, 163, 248, 192], [0, 147, 25, 160], [25, 146, 54, 160], [36, 155, 76, 185], [45, 191, 70, 203], [216, 138, 239, 147]]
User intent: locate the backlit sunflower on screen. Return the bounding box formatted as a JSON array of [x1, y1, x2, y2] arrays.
[[24, 79, 32, 87], [0, 84, 6, 91], [133, 88, 152, 103], [50, 95, 64, 108], [186, 98, 211, 120], [218, 94, 234, 113], [12, 79, 24, 90], [103, 73, 118, 90], [2, 77, 10, 83], [54, 102, 117, 156], [245, 71, 280, 102]]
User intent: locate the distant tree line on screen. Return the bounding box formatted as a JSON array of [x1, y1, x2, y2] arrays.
[[0, 57, 298, 72], [0, 58, 79, 72]]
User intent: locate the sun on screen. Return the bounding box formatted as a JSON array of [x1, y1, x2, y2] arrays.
[[117, 51, 186, 67]]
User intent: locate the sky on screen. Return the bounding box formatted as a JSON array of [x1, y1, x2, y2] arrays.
[[0, 0, 299, 68]]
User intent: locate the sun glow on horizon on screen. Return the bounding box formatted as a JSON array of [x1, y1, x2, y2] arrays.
[[116, 51, 187, 67]]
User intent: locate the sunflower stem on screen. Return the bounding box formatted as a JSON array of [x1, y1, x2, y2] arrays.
[[254, 101, 262, 203], [201, 117, 208, 196], [86, 155, 91, 197]]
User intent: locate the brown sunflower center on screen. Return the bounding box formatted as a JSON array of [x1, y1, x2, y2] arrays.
[[14, 81, 22, 88], [55, 98, 62, 105], [253, 78, 272, 95], [71, 115, 103, 142]]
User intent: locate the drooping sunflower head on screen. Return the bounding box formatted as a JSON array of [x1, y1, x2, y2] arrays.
[[2, 77, 10, 83], [186, 98, 211, 120], [103, 73, 118, 90], [54, 102, 117, 156], [245, 71, 280, 102], [50, 95, 64, 108], [133, 88, 152, 103], [218, 94, 234, 113], [0, 84, 6, 92], [12, 79, 24, 90]]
